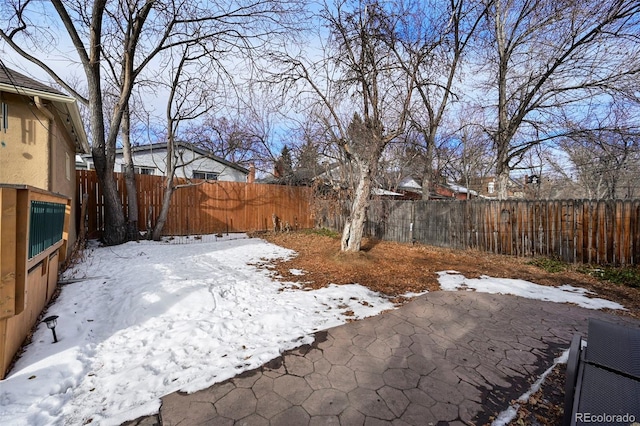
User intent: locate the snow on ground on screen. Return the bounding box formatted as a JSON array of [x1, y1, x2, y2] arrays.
[[437, 270, 625, 310], [0, 235, 394, 426], [0, 237, 625, 426]]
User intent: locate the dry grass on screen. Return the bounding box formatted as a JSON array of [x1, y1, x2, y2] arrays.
[[257, 230, 640, 319]]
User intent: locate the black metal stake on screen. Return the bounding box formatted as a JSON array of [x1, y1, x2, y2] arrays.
[[43, 315, 59, 344]]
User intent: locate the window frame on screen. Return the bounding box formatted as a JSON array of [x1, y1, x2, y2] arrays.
[[192, 171, 219, 180]]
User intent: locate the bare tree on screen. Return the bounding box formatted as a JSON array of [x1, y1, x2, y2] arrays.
[[558, 102, 640, 199], [268, 0, 416, 251], [1, 0, 300, 245], [150, 43, 220, 240], [478, 0, 640, 199], [185, 116, 260, 167], [183, 92, 285, 176], [397, 0, 487, 200], [442, 120, 495, 198]]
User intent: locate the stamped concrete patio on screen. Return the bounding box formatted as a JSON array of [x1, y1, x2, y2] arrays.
[[126, 291, 639, 426]]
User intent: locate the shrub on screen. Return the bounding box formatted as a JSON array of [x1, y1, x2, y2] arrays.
[[578, 266, 640, 288], [527, 257, 567, 273]]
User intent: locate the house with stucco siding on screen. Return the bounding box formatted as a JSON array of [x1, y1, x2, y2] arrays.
[[0, 66, 89, 255], [0, 65, 89, 379]]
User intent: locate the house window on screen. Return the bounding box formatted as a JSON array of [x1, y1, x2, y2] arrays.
[[1, 102, 7, 132], [488, 182, 495, 194], [138, 167, 155, 175], [193, 171, 219, 180], [120, 165, 156, 175]]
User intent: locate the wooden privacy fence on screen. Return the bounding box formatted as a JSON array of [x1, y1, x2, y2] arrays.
[[77, 170, 314, 238], [316, 199, 640, 266]]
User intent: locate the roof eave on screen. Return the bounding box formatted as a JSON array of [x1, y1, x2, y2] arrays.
[[0, 83, 74, 103], [64, 102, 90, 154], [0, 83, 90, 154]]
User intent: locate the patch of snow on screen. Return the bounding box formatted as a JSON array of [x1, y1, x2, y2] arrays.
[[398, 177, 422, 189], [289, 269, 306, 276], [446, 181, 478, 196], [399, 291, 429, 298], [492, 349, 570, 426], [437, 271, 625, 310], [371, 188, 403, 196]]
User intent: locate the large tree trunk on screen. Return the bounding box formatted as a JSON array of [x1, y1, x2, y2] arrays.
[[341, 162, 373, 252], [420, 172, 432, 201], [121, 106, 139, 241], [496, 168, 510, 200], [494, 131, 511, 200], [80, 1, 127, 246], [420, 146, 434, 201], [87, 69, 127, 246], [92, 147, 127, 245]]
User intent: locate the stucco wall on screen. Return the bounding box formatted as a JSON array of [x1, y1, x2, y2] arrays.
[[0, 93, 50, 188], [49, 114, 78, 252], [0, 92, 79, 257]]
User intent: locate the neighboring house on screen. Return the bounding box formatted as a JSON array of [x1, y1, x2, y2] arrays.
[[77, 142, 250, 182], [0, 66, 89, 379], [310, 162, 408, 197], [110, 142, 249, 182], [397, 176, 478, 200], [0, 66, 89, 254], [372, 188, 405, 198], [75, 153, 93, 170], [259, 160, 342, 186], [397, 176, 424, 199], [468, 176, 524, 199]]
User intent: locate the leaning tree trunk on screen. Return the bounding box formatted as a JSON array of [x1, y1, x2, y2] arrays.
[[341, 161, 374, 252], [151, 176, 174, 241], [151, 134, 178, 241]]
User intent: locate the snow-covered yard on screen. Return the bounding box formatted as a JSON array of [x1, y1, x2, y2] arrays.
[[0, 234, 625, 425]]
